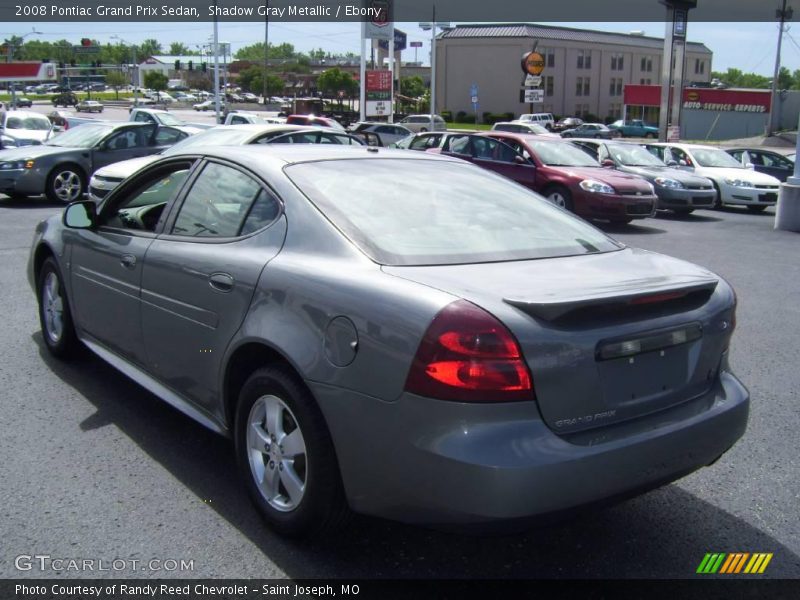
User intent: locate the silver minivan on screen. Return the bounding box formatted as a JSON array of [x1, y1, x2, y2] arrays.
[[398, 114, 447, 133]]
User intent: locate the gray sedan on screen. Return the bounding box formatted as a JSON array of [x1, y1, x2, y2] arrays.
[[29, 146, 748, 537], [571, 139, 717, 213], [0, 122, 198, 202]]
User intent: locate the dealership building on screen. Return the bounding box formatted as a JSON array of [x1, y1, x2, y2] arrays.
[[434, 23, 713, 121]]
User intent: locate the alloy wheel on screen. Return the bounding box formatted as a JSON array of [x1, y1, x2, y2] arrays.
[[52, 170, 83, 202], [41, 271, 64, 343]]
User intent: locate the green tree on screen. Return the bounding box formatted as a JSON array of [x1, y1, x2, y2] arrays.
[[169, 42, 193, 55], [144, 70, 169, 97], [399, 75, 426, 98], [138, 38, 162, 58], [316, 67, 357, 100], [106, 70, 129, 99], [778, 66, 793, 90], [237, 65, 284, 96], [235, 42, 297, 61]]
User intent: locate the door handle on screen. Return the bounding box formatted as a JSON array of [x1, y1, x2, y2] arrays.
[[120, 254, 136, 269], [208, 272, 234, 292]]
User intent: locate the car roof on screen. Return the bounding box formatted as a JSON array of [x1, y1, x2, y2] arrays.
[[648, 142, 717, 151], [168, 144, 466, 169]]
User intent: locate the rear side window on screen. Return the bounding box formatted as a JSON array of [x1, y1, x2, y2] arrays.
[[172, 162, 278, 238]]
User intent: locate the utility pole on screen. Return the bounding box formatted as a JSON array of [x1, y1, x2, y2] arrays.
[[767, 0, 793, 137], [263, 0, 269, 104]]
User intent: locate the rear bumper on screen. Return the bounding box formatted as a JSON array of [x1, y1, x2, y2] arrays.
[[311, 369, 748, 527], [575, 191, 658, 220]]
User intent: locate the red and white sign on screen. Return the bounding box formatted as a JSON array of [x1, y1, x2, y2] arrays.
[[366, 70, 391, 92], [364, 0, 392, 41], [0, 62, 57, 82], [623, 84, 771, 113]]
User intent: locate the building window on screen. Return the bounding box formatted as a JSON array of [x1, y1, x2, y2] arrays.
[[577, 50, 591, 69], [640, 78, 652, 85], [540, 47, 555, 68], [641, 56, 653, 72], [609, 103, 622, 119], [695, 59, 705, 74], [611, 53, 624, 71], [545, 75, 554, 97], [609, 78, 623, 96], [576, 77, 590, 96]]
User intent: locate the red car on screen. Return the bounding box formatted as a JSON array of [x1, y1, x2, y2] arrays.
[[285, 114, 345, 130], [436, 132, 657, 224]]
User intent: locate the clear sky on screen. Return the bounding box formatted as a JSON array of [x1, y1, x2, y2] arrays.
[[3, 21, 798, 76]]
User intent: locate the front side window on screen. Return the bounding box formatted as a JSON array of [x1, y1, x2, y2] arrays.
[[103, 165, 192, 232], [172, 162, 278, 238], [105, 125, 155, 150]]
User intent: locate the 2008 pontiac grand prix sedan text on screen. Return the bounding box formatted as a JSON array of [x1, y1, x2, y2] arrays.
[[28, 145, 749, 537]]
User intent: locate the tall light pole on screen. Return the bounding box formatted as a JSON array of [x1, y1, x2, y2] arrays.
[[262, 0, 269, 106], [767, 0, 793, 136], [7, 28, 41, 109], [111, 35, 138, 107], [419, 15, 450, 124]]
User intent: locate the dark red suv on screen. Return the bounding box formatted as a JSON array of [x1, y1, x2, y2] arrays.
[[436, 132, 657, 224]]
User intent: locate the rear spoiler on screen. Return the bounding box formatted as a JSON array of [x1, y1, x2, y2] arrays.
[[504, 279, 718, 322]]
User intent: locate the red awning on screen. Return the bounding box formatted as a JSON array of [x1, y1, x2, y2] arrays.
[[624, 84, 771, 112]]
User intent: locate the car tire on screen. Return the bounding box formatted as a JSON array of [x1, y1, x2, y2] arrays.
[[747, 205, 768, 213], [545, 185, 574, 211], [645, 132, 656, 139], [612, 130, 623, 138], [711, 182, 723, 209], [46, 164, 85, 204], [420, 127, 428, 132], [235, 365, 349, 538], [38, 257, 81, 359]]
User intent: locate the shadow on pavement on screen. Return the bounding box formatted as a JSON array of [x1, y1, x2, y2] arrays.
[[597, 221, 667, 235], [32, 333, 800, 579], [0, 196, 63, 210], [656, 212, 724, 223]]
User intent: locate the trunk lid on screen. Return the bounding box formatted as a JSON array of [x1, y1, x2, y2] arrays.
[[384, 248, 733, 434]]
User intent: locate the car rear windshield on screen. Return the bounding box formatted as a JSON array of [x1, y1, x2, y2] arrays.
[[285, 158, 621, 266], [46, 123, 113, 147], [163, 128, 256, 154], [607, 143, 665, 166], [5, 115, 51, 130], [690, 147, 744, 168]]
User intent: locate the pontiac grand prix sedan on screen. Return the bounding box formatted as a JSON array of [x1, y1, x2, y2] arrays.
[[29, 145, 748, 537]]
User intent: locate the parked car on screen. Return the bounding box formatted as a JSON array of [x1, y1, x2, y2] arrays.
[[88, 125, 362, 200], [29, 144, 748, 537], [0, 110, 54, 146], [726, 148, 794, 182], [46, 111, 99, 134], [644, 143, 781, 212], [470, 132, 658, 223], [491, 122, 559, 137], [348, 122, 413, 146], [608, 119, 659, 138], [12, 97, 33, 108], [241, 92, 259, 103], [75, 100, 104, 113], [129, 108, 185, 126], [560, 123, 614, 139], [552, 117, 584, 133], [570, 139, 717, 213], [223, 110, 286, 125], [517, 113, 555, 129], [391, 131, 465, 151], [285, 114, 345, 130], [193, 99, 225, 111], [52, 92, 78, 108], [397, 114, 447, 133], [0, 122, 197, 202]]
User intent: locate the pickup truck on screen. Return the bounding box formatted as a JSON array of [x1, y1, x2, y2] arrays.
[[608, 119, 659, 138]]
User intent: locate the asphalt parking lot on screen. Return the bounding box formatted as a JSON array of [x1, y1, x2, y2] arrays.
[[0, 194, 798, 579]]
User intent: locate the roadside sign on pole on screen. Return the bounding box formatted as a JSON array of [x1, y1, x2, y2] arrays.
[[524, 74, 542, 87], [470, 83, 478, 96], [523, 88, 544, 103], [470, 95, 478, 104]]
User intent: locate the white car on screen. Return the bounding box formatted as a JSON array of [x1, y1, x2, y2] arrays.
[[398, 114, 447, 133], [645, 143, 781, 212], [518, 113, 555, 130], [193, 99, 225, 111]]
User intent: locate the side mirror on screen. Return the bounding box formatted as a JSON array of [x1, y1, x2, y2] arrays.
[[666, 160, 678, 167], [678, 159, 689, 166], [514, 155, 527, 165], [601, 158, 616, 168], [63, 200, 97, 229], [52, 125, 65, 133], [745, 163, 755, 170]]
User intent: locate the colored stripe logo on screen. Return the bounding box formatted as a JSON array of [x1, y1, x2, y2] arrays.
[[696, 552, 773, 574]]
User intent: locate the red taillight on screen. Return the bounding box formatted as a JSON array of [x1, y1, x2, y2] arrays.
[[404, 300, 533, 402], [629, 291, 686, 305]]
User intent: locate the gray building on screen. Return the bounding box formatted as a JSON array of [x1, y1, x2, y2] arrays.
[[435, 23, 712, 120]]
